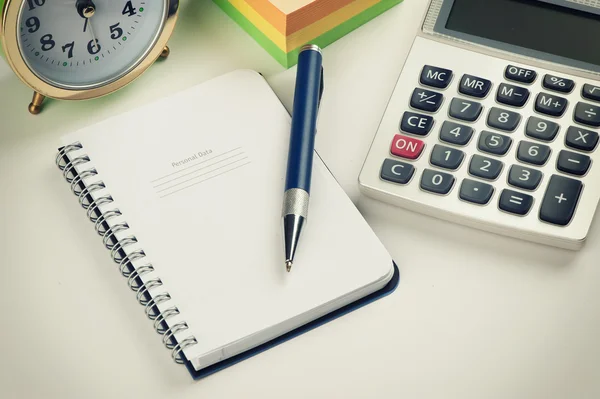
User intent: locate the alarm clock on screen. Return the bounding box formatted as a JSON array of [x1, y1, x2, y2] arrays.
[[0, 0, 179, 114]]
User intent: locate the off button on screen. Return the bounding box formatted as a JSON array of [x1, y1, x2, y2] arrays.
[[505, 65, 537, 84]]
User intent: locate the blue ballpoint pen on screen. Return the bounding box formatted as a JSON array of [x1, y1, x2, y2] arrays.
[[282, 44, 324, 273]]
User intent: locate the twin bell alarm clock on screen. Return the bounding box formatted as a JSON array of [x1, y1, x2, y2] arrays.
[[0, 0, 179, 114]]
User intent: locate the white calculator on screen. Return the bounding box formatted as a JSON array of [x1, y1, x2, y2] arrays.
[[359, 0, 600, 250]]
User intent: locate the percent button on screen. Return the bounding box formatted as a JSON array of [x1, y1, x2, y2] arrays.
[[574, 102, 600, 127], [543, 74, 574, 93]]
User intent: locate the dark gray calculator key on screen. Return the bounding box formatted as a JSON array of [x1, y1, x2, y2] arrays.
[[439, 121, 474, 146], [525, 117, 559, 141], [499, 189, 534, 216], [505, 65, 537, 84], [420, 65, 453, 89], [557, 150, 591, 176], [487, 107, 521, 132], [400, 112, 434, 136], [517, 141, 551, 166], [380, 159, 415, 185], [508, 165, 543, 191], [539, 174, 583, 226], [449, 98, 483, 122], [459, 74, 492, 98], [478, 131, 512, 156], [535, 93, 568, 117], [430, 144, 465, 170], [574, 102, 600, 127], [565, 126, 599, 152], [543, 74, 574, 93], [496, 83, 530, 107], [459, 179, 494, 205], [410, 88, 443, 113], [582, 84, 600, 102], [420, 169, 455, 195], [469, 155, 503, 180]]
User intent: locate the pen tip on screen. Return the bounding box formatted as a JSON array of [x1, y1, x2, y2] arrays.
[[286, 261, 293, 272]]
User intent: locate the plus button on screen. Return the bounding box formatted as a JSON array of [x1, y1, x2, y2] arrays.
[[555, 193, 568, 204]]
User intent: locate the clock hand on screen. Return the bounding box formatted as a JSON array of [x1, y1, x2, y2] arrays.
[[83, 17, 88, 33]]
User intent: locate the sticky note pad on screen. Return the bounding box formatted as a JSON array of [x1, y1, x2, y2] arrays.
[[214, 0, 404, 68]]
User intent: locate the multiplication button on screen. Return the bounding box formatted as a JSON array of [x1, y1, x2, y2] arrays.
[[539, 174, 583, 226], [380, 159, 415, 185], [410, 88, 443, 113], [420, 65, 453, 89], [565, 126, 599, 152], [499, 189, 534, 216]]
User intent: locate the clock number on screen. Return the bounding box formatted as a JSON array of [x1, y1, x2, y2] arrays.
[[27, 0, 45, 10], [122, 1, 137, 16], [87, 39, 101, 55], [25, 16, 40, 33], [40, 34, 55, 51], [62, 41, 75, 59], [110, 23, 123, 39]]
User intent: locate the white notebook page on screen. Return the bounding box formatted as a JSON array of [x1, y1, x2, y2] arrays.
[[60, 70, 393, 371]]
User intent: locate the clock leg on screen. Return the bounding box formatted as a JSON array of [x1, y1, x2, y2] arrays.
[[28, 92, 46, 115], [160, 46, 170, 59]]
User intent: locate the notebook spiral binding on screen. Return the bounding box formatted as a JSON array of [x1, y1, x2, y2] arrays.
[[55, 142, 198, 364]]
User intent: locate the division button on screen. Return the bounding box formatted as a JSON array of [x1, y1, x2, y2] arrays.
[[574, 102, 600, 127]]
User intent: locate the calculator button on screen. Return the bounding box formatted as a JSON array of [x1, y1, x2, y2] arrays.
[[543, 74, 574, 93], [410, 88, 443, 113], [565, 126, 599, 152], [496, 83, 530, 107], [439, 121, 474, 146], [469, 155, 503, 180], [400, 111, 434, 136], [430, 144, 465, 170], [505, 65, 537, 84], [535, 93, 568, 117], [459, 179, 494, 205], [420, 65, 453, 89], [582, 84, 600, 102], [525, 117, 559, 141], [458, 74, 492, 98], [380, 159, 415, 185], [390, 134, 425, 160], [449, 98, 482, 122], [539, 175, 583, 226], [420, 169, 455, 195], [574, 102, 600, 127], [499, 189, 534, 216], [517, 141, 551, 165], [508, 165, 543, 191], [478, 131, 512, 156], [487, 107, 521, 132], [556, 150, 591, 176]]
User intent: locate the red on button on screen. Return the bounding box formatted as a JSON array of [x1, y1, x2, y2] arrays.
[[390, 134, 425, 160]]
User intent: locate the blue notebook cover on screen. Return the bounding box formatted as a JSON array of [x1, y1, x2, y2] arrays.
[[183, 261, 400, 379]]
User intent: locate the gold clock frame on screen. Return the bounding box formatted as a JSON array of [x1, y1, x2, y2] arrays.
[[0, 0, 179, 114]]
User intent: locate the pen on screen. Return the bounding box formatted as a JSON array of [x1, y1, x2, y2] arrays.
[[282, 44, 324, 273]]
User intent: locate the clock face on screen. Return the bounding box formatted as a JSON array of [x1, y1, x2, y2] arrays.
[[16, 0, 166, 89]]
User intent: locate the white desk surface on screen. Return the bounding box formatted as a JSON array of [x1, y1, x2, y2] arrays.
[[2, 1, 600, 398]]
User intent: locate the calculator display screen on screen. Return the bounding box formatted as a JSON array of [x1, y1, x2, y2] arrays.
[[444, 0, 600, 67]]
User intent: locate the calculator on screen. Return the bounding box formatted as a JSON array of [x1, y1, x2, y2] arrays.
[[358, 0, 600, 250]]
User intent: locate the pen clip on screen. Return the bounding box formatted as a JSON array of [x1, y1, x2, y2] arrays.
[[318, 66, 324, 113]]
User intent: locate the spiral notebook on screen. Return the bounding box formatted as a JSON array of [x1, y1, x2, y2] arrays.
[[54, 69, 399, 379]]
